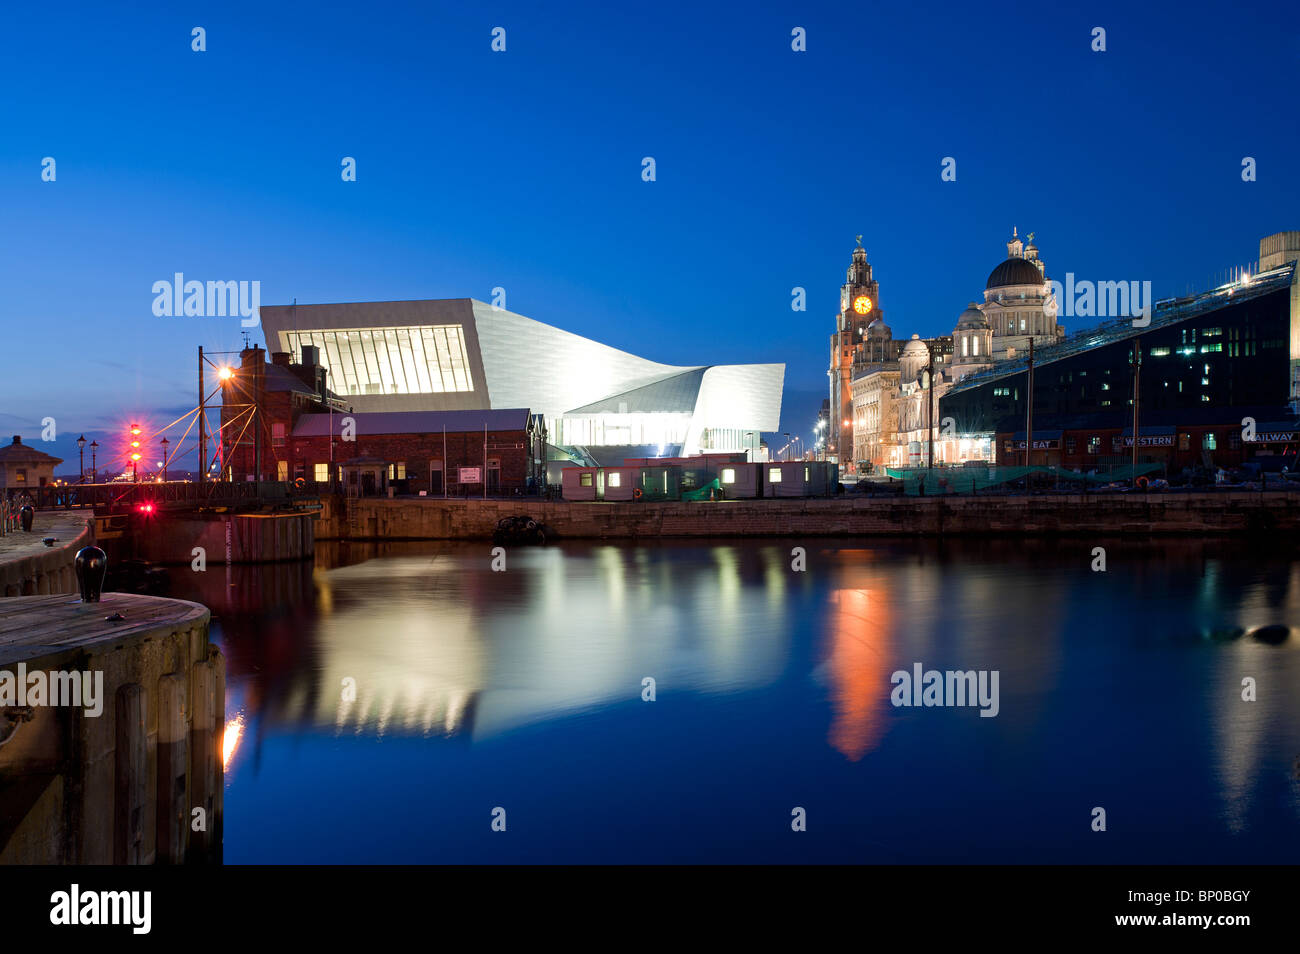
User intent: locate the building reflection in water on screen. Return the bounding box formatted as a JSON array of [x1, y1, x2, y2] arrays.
[[169, 535, 1300, 842], [174, 541, 797, 762]]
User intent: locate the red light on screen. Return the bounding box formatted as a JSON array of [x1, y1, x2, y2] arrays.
[[136, 503, 155, 514]]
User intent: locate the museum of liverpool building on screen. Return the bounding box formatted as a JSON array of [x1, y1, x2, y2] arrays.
[[236, 298, 783, 489]]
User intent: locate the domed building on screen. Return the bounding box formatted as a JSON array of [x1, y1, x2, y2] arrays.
[[952, 302, 993, 379], [898, 334, 930, 386], [979, 228, 1063, 359]]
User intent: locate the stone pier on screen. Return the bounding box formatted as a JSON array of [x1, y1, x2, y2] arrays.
[[0, 593, 224, 864], [0, 512, 94, 596]]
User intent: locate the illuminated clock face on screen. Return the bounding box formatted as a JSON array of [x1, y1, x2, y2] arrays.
[[853, 295, 872, 315]]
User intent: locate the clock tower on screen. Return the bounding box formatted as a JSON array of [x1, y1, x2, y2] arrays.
[[828, 237, 886, 475]]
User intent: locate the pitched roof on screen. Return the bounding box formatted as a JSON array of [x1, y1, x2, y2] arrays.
[[263, 364, 320, 395], [0, 436, 62, 465]]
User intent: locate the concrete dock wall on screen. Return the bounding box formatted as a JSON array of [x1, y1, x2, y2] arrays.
[[315, 491, 1300, 540], [0, 514, 94, 596], [0, 594, 224, 864], [130, 510, 314, 564]]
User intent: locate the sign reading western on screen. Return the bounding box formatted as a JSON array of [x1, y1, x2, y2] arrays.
[[1112, 435, 1174, 449]]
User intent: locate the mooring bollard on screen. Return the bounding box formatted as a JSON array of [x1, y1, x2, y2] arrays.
[[20, 504, 34, 532], [75, 545, 108, 603]]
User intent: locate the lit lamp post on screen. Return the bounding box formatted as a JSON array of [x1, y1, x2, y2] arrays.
[[160, 437, 169, 482], [129, 423, 142, 483], [77, 435, 86, 483], [89, 441, 98, 483]]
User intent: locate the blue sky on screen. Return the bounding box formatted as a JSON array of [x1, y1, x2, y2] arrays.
[[2, 0, 1297, 472]]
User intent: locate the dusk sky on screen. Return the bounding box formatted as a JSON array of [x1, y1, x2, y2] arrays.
[[2, 0, 1297, 472]]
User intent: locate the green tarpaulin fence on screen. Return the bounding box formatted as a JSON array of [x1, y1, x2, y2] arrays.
[[681, 478, 723, 502], [883, 464, 1165, 496]]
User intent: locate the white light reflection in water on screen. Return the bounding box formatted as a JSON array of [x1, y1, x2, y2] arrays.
[[292, 546, 790, 740]]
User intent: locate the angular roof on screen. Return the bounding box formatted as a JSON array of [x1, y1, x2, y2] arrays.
[[290, 408, 531, 438], [257, 298, 784, 433], [951, 263, 1297, 396], [0, 436, 62, 465], [567, 368, 707, 415]]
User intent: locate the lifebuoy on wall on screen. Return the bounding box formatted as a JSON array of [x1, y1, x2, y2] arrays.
[[633, 487, 643, 500], [294, 476, 306, 489], [1135, 475, 1149, 489]]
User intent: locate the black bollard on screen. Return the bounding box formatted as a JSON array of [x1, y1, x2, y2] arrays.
[[75, 546, 108, 603], [20, 505, 34, 532]]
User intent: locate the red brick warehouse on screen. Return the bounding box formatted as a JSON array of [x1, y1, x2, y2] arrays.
[[218, 346, 546, 495]]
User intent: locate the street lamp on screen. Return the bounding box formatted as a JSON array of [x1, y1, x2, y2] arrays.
[[89, 441, 98, 483], [77, 435, 86, 484], [160, 437, 169, 482]]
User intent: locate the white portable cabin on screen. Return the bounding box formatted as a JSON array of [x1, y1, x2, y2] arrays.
[[561, 466, 599, 501], [764, 460, 835, 497], [601, 466, 638, 501], [717, 462, 762, 498]]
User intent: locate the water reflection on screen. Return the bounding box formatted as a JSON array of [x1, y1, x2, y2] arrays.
[[164, 536, 1300, 862]]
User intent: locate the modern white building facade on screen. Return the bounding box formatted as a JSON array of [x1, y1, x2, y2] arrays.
[[259, 298, 784, 467]]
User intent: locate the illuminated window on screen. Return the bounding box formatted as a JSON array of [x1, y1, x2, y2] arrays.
[[276, 461, 288, 481], [1149, 347, 1171, 356], [721, 468, 736, 484], [768, 468, 782, 483], [1203, 433, 1217, 450], [1087, 437, 1100, 455], [608, 472, 621, 487], [580, 473, 593, 487], [804, 466, 810, 481], [285, 326, 473, 395], [314, 463, 329, 482], [272, 422, 286, 446]]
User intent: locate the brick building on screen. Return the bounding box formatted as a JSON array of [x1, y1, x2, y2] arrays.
[[218, 346, 545, 495], [993, 406, 1297, 473]]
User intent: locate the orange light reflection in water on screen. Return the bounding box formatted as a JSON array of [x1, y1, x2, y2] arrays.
[[826, 588, 890, 761], [222, 713, 244, 770]]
